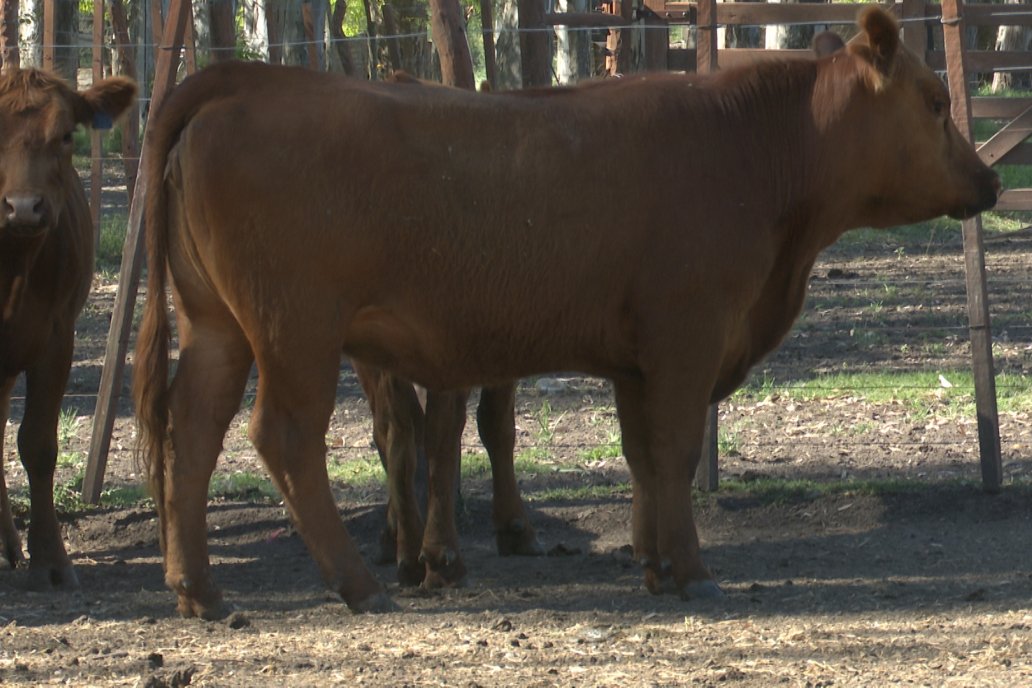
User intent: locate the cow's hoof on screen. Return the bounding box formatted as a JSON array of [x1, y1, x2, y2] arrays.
[[396, 558, 425, 587], [419, 549, 467, 589], [172, 576, 227, 620], [26, 562, 79, 591], [176, 594, 230, 621], [496, 520, 544, 557], [348, 591, 398, 614], [679, 579, 725, 601]]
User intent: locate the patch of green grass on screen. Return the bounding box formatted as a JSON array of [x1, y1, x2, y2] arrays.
[[579, 441, 622, 462], [327, 455, 384, 488], [99, 484, 151, 509], [96, 213, 128, 277], [527, 482, 630, 503], [208, 471, 280, 503]]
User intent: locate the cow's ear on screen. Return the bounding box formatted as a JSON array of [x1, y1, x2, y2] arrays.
[[813, 31, 845, 58], [848, 6, 900, 92], [72, 76, 137, 129]]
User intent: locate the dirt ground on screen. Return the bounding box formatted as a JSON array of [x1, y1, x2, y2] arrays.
[[2, 201, 1031, 684]]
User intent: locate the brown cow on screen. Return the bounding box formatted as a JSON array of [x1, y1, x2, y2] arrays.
[[0, 69, 135, 588], [356, 364, 541, 588], [134, 7, 998, 618]]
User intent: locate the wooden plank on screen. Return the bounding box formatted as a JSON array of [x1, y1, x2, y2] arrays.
[[941, 0, 1003, 494], [545, 12, 627, 28], [717, 47, 812, 68], [994, 188, 1032, 212], [927, 50, 1032, 72], [655, 2, 885, 25], [696, 0, 716, 74], [640, 1, 668, 72], [90, 0, 105, 252], [976, 105, 1032, 167], [42, 0, 55, 70], [82, 0, 193, 504], [973, 97, 1032, 120], [110, 0, 140, 198], [994, 142, 1032, 167]]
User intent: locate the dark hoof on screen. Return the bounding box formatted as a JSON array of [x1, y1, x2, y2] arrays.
[[496, 520, 544, 557], [177, 595, 231, 621], [397, 558, 425, 587], [348, 591, 398, 614], [419, 549, 467, 590], [172, 576, 227, 620], [26, 562, 80, 592]]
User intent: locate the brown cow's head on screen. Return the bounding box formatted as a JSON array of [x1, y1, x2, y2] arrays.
[[814, 8, 999, 227], [0, 69, 136, 238]]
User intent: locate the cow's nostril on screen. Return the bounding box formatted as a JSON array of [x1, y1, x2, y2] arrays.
[[3, 194, 45, 225]]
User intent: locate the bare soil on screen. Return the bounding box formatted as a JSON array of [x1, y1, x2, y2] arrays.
[[2, 207, 1031, 685]]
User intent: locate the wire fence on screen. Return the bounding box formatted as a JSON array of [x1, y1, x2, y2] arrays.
[[3, 5, 1031, 490]]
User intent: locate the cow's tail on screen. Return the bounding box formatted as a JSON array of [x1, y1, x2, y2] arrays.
[[132, 90, 194, 548]]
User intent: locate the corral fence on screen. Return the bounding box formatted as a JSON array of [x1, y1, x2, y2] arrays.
[[0, 0, 1025, 501]]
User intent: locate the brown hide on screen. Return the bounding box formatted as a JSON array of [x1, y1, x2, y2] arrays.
[[0, 70, 135, 587], [135, 8, 998, 617]]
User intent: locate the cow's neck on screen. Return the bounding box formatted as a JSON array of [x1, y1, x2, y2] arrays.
[[0, 237, 45, 325]]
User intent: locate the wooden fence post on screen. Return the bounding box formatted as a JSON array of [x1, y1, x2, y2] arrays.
[[940, 0, 1003, 493], [82, 0, 194, 504], [91, 1, 105, 252]]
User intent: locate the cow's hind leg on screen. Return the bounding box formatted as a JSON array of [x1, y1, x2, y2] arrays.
[[249, 352, 392, 613], [614, 377, 722, 600], [0, 378, 25, 571], [162, 319, 253, 619], [19, 326, 77, 590], [478, 384, 542, 556], [420, 389, 469, 588]]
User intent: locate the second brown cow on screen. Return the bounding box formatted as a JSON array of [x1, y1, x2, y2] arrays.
[[134, 8, 999, 618]]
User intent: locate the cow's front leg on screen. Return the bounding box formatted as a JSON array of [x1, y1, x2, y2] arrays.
[[614, 377, 722, 600], [478, 384, 542, 557], [19, 333, 77, 590]]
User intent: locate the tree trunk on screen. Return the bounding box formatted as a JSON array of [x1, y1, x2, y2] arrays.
[[517, 0, 548, 87], [428, 0, 474, 88], [555, 0, 588, 84], [239, 0, 270, 61], [992, 0, 1031, 92], [494, 0, 520, 89], [327, 0, 357, 74], [0, 0, 18, 70], [208, 0, 236, 62], [382, 0, 433, 79], [53, 0, 78, 82]]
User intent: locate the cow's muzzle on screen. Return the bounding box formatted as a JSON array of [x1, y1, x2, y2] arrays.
[[950, 168, 1002, 220], [2, 193, 47, 234]]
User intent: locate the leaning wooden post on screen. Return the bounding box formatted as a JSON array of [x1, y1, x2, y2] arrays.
[[693, 0, 719, 492], [940, 0, 1003, 493], [82, 0, 193, 504], [90, 0, 105, 252]]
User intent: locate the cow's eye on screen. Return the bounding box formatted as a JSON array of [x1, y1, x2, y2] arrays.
[[931, 98, 948, 118], [62, 131, 74, 146]]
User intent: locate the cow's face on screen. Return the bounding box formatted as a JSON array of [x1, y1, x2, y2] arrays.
[[0, 69, 135, 240], [816, 8, 999, 227]]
